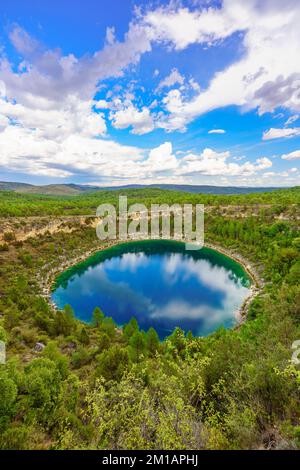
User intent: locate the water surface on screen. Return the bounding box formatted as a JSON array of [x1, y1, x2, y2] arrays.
[[52, 240, 251, 338]]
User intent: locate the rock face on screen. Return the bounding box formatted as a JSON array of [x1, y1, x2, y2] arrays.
[[34, 342, 45, 352]]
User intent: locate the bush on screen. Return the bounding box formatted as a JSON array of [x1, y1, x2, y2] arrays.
[[96, 346, 130, 381], [0, 371, 18, 429], [24, 358, 62, 424], [3, 232, 15, 242], [0, 425, 29, 450], [71, 347, 90, 368]]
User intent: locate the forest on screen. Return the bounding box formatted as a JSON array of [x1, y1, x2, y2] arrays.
[[0, 187, 300, 450], [1, 186, 300, 217]]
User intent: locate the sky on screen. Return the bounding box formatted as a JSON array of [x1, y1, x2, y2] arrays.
[[0, 0, 300, 187]]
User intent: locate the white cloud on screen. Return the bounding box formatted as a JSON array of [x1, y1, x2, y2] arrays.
[[110, 103, 154, 135], [0, 95, 107, 141], [0, 121, 273, 184], [105, 26, 116, 46], [208, 129, 226, 134], [0, 125, 144, 178], [0, 21, 154, 143], [263, 127, 300, 140], [0, 113, 9, 130], [282, 149, 300, 160], [157, 68, 184, 89], [177, 148, 272, 177], [143, 0, 300, 130], [0, 22, 157, 179], [189, 78, 200, 92], [143, 142, 178, 172], [3, 2, 300, 142], [144, 4, 242, 50], [95, 99, 110, 109], [2, 23, 152, 106], [285, 114, 299, 126], [158, 88, 187, 132]]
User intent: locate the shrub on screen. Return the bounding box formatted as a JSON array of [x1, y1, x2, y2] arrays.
[[3, 232, 15, 242]]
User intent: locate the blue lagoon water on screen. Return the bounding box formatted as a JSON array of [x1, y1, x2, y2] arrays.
[[52, 240, 251, 339]]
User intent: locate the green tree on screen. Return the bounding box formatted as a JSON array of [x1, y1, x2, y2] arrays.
[[99, 317, 116, 338], [54, 306, 75, 336], [146, 327, 160, 356], [123, 317, 139, 341], [129, 331, 146, 361], [98, 332, 110, 352], [78, 327, 90, 345], [91, 307, 105, 327], [167, 327, 186, 355]]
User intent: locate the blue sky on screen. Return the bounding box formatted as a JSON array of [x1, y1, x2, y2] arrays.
[[0, 0, 300, 187]]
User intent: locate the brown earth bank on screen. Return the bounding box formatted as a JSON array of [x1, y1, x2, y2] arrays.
[[1, 203, 299, 243], [0, 215, 97, 243]]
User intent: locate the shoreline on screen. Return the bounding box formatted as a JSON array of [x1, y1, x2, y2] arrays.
[[204, 241, 264, 322], [39, 238, 264, 324]]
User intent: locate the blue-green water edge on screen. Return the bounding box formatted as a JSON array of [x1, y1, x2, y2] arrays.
[[51, 240, 251, 339]]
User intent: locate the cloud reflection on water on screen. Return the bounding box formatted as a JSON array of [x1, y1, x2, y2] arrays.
[[52, 244, 250, 338]]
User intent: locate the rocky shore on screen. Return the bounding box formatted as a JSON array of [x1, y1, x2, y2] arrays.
[[205, 241, 264, 322]]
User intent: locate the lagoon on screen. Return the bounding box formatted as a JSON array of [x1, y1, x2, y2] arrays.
[[51, 240, 251, 339]]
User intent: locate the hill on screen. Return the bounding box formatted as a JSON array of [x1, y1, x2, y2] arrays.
[[0, 181, 283, 196]]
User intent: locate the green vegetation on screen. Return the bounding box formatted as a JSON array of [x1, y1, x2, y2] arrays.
[[0, 188, 300, 449], [1, 186, 300, 216]]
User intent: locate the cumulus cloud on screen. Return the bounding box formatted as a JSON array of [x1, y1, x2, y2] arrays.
[[177, 148, 272, 177], [157, 68, 184, 89], [158, 88, 187, 132], [143, 142, 178, 172], [110, 103, 154, 135], [0, 125, 144, 178], [0, 95, 107, 141], [282, 150, 300, 160], [1, 23, 152, 106], [0, 21, 156, 179], [263, 127, 300, 140], [254, 74, 300, 115], [0, 119, 272, 184], [0, 20, 154, 143], [144, 3, 242, 50], [143, 0, 300, 130]]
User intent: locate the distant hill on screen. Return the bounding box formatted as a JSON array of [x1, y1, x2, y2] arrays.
[[101, 184, 282, 195], [0, 182, 97, 195], [0, 181, 284, 196]]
